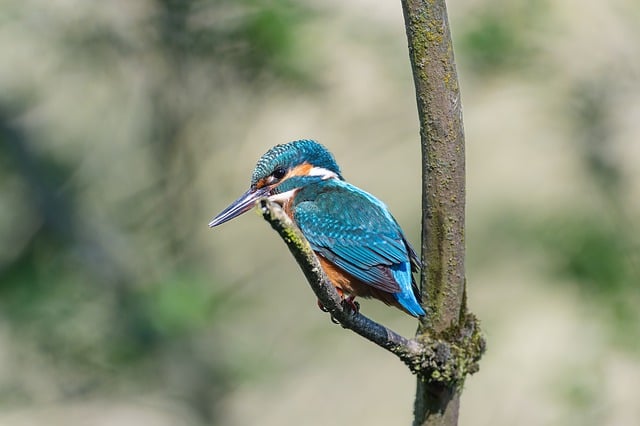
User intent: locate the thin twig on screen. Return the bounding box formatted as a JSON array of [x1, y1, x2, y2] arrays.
[[258, 199, 423, 366], [258, 198, 484, 378], [257, 198, 483, 380]]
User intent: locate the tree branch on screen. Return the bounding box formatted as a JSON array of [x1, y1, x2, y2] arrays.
[[259, 199, 422, 363], [399, 0, 485, 425], [258, 199, 483, 379], [401, 0, 466, 334]]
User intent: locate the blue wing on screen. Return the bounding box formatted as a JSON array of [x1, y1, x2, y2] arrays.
[[293, 180, 419, 296]]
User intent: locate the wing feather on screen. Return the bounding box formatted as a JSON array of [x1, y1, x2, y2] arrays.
[[293, 180, 415, 294]]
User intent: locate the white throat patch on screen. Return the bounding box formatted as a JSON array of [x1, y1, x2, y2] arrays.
[[308, 167, 339, 180], [268, 188, 298, 204], [267, 166, 337, 205]]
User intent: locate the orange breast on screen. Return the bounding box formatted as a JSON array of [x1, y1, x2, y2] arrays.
[[316, 254, 407, 313]]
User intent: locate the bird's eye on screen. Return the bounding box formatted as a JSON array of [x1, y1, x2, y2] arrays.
[[272, 168, 286, 179]]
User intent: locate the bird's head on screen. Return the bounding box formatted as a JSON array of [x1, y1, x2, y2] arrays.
[[209, 140, 343, 227]]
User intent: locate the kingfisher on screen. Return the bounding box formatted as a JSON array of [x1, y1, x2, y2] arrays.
[[209, 140, 425, 317]]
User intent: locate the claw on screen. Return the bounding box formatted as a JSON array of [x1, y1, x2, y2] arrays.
[[317, 299, 330, 312], [318, 296, 359, 324], [342, 295, 360, 315], [318, 300, 340, 323]]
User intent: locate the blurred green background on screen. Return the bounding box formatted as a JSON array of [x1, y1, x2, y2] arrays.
[[1, 0, 639, 425]]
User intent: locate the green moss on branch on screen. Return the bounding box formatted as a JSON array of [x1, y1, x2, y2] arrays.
[[257, 199, 485, 381]]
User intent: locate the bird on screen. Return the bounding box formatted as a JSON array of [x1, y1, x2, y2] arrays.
[[208, 140, 425, 317]]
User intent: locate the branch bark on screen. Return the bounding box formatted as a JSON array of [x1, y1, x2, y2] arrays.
[[399, 1, 482, 425], [401, 0, 465, 334], [259, 199, 423, 365], [259, 199, 483, 381]]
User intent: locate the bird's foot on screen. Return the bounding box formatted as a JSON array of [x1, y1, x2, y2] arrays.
[[317, 297, 359, 324], [317, 299, 329, 312], [317, 300, 340, 323], [341, 295, 360, 315]]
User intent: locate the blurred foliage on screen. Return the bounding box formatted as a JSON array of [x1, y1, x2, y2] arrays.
[[477, 73, 640, 352], [1, 0, 639, 424], [537, 77, 639, 350], [459, 1, 640, 355], [552, 364, 605, 426], [0, 0, 313, 423], [457, 0, 548, 76], [489, 211, 640, 351], [57, 0, 311, 84]]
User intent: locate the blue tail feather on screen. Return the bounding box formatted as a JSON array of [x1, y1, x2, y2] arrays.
[[390, 262, 425, 317]]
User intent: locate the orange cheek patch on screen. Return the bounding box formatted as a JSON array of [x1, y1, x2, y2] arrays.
[[287, 162, 313, 178]]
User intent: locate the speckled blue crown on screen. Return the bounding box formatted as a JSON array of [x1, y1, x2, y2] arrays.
[[251, 140, 343, 185]]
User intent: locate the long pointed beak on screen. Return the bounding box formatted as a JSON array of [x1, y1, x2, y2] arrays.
[[209, 187, 270, 228]]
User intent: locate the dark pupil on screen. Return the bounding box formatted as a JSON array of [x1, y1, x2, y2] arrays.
[[273, 168, 286, 179]]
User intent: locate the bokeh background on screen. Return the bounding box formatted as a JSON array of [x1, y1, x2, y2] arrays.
[[1, 0, 639, 425]]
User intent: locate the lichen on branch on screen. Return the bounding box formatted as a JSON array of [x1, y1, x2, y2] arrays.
[[257, 199, 484, 380]]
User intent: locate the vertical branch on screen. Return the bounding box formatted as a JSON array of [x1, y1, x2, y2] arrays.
[[401, 0, 466, 333], [400, 0, 468, 425]]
